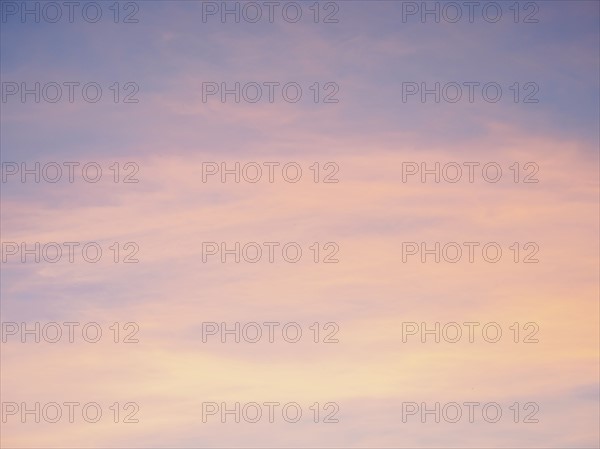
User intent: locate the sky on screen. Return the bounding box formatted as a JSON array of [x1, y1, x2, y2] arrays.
[[1, 0, 599, 447]]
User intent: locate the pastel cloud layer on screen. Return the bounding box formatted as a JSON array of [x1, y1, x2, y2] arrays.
[[1, 1, 598, 447]]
